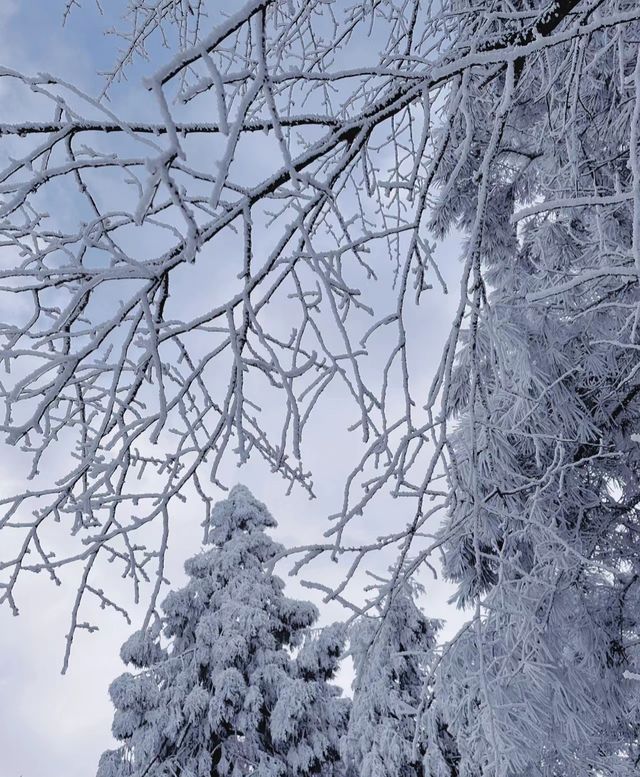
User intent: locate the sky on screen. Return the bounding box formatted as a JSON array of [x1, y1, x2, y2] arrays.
[[0, 5, 466, 776]]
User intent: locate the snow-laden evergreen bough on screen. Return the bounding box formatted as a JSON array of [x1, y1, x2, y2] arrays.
[[97, 485, 349, 777], [1, 1, 640, 774], [425, 6, 640, 772]]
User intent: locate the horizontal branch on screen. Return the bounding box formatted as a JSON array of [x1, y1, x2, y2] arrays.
[[0, 115, 340, 137], [526, 267, 639, 301]]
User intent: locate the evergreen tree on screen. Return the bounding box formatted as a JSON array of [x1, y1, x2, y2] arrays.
[[431, 11, 640, 772], [97, 485, 349, 777], [343, 577, 440, 777]]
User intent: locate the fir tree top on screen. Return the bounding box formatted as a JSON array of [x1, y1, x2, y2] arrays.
[[98, 485, 349, 777]]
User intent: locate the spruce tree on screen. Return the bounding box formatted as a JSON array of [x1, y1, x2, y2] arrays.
[[343, 578, 440, 777], [97, 484, 349, 777]]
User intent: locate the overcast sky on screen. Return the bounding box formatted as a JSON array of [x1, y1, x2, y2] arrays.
[[0, 5, 466, 776]]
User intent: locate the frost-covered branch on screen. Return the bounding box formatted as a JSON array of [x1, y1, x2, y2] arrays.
[[2, 11, 640, 768]]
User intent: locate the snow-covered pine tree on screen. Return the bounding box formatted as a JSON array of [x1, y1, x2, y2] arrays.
[[429, 7, 640, 773], [343, 577, 440, 777], [97, 485, 350, 777]]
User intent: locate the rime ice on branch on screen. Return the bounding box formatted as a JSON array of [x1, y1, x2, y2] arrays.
[[98, 485, 349, 777], [3, 2, 640, 772]]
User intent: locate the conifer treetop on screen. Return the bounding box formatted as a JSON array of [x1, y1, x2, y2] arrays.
[[98, 485, 348, 777]]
